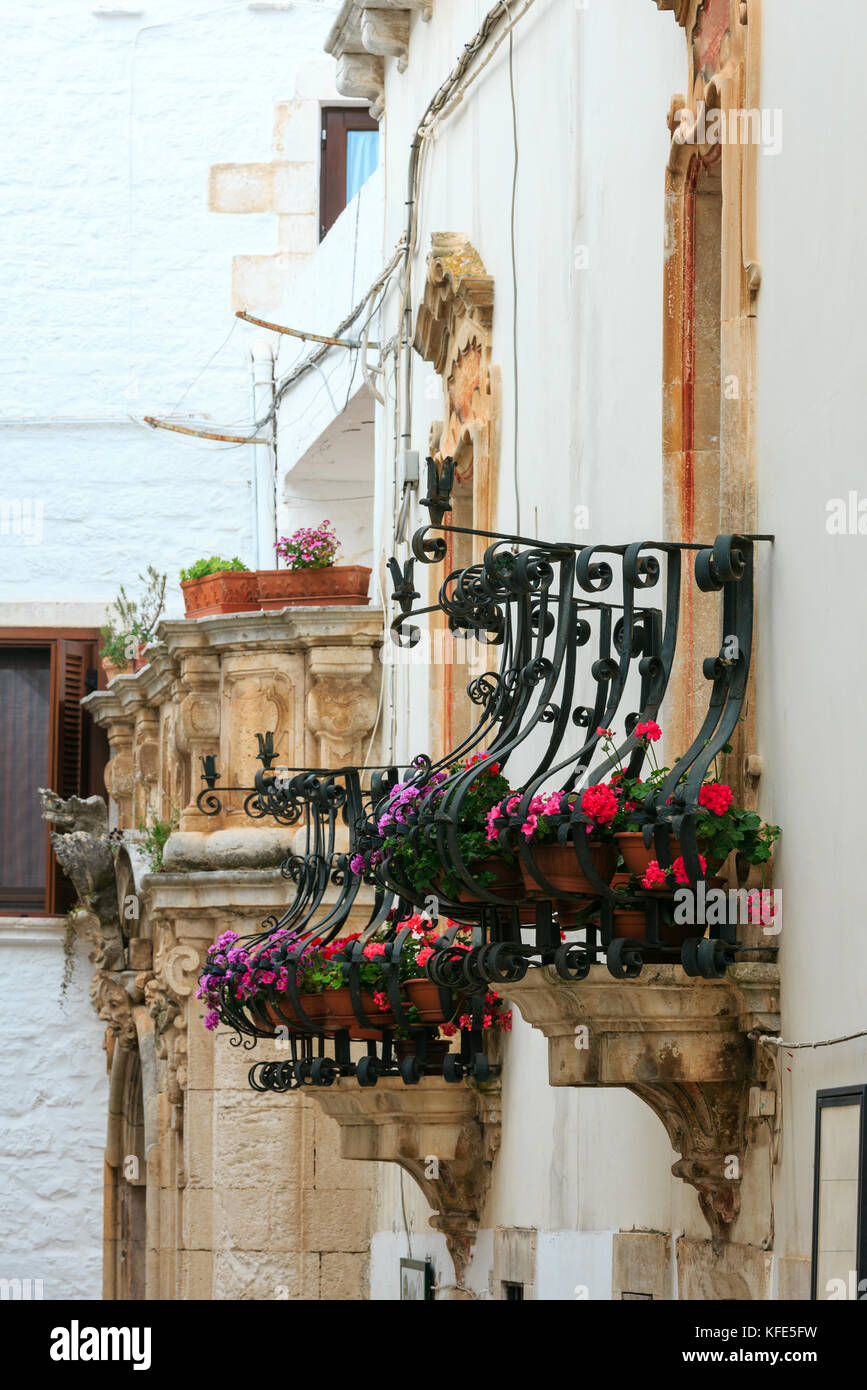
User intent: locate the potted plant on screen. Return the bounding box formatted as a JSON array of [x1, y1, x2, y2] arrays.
[[317, 931, 398, 1039], [605, 871, 701, 961], [179, 556, 257, 618], [397, 914, 467, 1024], [515, 784, 619, 898], [258, 521, 371, 608], [597, 724, 781, 878], [197, 928, 328, 1035], [100, 567, 167, 680], [368, 753, 523, 906]]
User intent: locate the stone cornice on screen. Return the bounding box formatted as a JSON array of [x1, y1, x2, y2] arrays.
[[83, 606, 384, 726], [158, 606, 383, 655], [326, 1, 434, 116]]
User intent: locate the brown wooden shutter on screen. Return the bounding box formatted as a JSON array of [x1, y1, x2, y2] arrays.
[[57, 639, 88, 799], [0, 645, 52, 913], [52, 638, 97, 912]]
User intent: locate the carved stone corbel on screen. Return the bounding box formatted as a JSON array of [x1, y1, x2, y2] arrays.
[[360, 8, 409, 71], [335, 53, 385, 118], [309, 1077, 500, 1286], [653, 0, 690, 22], [497, 964, 780, 1242]]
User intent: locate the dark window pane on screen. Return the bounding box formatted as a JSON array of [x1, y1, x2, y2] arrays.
[[0, 647, 51, 911]]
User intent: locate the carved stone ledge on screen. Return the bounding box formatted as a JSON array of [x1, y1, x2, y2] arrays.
[[326, 1, 434, 116], [309, 1076, 500, 1285], [497, 964, 779, 1241], [335, 53, 386, 118], [361, 9, 409, 72]]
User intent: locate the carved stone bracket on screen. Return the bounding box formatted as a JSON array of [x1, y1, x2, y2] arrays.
[[309, 1077, 500, 1286], [497, 964, 780, 1241], [326, 2, 434, 116]]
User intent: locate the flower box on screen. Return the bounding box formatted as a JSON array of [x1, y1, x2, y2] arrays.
[[520, 841, 617, 898], [181, 569, 260, 618], [325, 985, 396, 1039], [256, 565, 371, 610], [616, 831, 681, 876], [403, 978, 458, 1026]]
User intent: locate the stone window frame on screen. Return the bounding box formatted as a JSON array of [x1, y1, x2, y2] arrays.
[[656, 0, 762, 801]]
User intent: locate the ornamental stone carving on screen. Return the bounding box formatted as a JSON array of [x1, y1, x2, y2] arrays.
[[305, 646, 379, 767], [498, 964, 780, 1243], [310, 1074, 501, 1288], [326, 2, 435, 117]]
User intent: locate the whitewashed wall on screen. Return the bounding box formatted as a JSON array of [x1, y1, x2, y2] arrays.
[[756, 0, 867, 1275], [366, 0, 688, 1298], [0, 0, 341, 1301], [0, 0, 340, 620], [0, 921, 107, 1300]]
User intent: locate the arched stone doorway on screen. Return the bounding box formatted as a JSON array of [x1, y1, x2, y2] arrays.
[[106, 1041, 148, 1299]]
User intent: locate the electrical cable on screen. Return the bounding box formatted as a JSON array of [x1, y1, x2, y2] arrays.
[[755, 1027, 867, 1051]]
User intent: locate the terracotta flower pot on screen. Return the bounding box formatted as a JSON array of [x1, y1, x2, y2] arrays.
[[456, 856, 532, 917], [521, 841, 617, 898], [325, 985, 396, 1039], [181, 570, 260, 618], [403, 977, 459, 1026], [257, 993, 328, 1033], [616, 830, 681, 877], [610, 903, 705, 964], [102, 656, 132, 683], [395, 1038, 452, 1068], [256, 565, 371, 610], [133, 641, 149, 672]]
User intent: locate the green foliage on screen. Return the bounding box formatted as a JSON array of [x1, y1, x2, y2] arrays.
[[138, 805, 179, 873], [100, 566, 167, 664], [697, 808, 781, 868], [382, 760, 515, 901], [60, 909, 81, 1004], [296, 953, 343, 993], [99, 626, 131, 666], [180, 556, 248, 583]]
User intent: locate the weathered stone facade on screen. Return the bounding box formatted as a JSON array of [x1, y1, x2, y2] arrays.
[[71, 606, 385, 1299]]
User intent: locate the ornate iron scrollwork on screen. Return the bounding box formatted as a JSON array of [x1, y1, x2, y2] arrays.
[[199, 521, 770, 1090], [356, 522, 769, 986]]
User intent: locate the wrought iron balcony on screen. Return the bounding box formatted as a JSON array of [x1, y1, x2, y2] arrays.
[[197, 741, 502, 1090], [355, 497, 773, 988]]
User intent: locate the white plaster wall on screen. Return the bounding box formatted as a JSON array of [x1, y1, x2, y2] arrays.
[[0, 0, 342, 1303], [272, 168, 385, 571], [0, 0, 341, 619], [363, 0, 688, 1297], [0, 922, 108, 1299], [756, 0, 867, 1274]]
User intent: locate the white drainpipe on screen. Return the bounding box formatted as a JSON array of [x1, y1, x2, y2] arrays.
[[249, 336, 276, 568]]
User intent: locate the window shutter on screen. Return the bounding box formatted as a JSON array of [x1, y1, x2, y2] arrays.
[[58, 639, 89, 799], [52, 638, 97, 914]]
